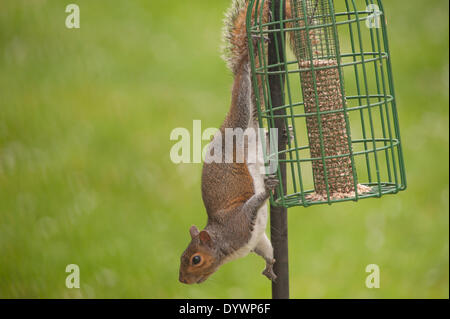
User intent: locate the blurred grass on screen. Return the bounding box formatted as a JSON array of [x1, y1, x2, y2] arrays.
[[0, 0, 448, 298]]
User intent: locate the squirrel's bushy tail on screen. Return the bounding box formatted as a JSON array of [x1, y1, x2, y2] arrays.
[[222, 0, 250, 75], [222, 0, 271, 76], [222, 0, 296, 76]]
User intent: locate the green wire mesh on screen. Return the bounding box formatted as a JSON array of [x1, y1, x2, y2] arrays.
[[247, 0, 407, 208]]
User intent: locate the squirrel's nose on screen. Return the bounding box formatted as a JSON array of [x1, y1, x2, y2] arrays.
[[179, 273, 187, 284]]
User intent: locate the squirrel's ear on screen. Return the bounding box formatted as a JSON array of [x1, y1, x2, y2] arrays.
[[189, 225, 200, 239], [199, 230, 212, 246]]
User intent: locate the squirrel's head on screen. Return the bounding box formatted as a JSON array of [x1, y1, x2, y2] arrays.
[[179, 225, 221, 284]]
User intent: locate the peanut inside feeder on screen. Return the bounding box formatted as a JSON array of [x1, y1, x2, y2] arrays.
[[300, 59, 355, 197]]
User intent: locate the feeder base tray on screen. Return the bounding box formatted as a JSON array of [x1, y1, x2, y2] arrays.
[[272, 183, 405, 208], [305, 184, 372, 202]]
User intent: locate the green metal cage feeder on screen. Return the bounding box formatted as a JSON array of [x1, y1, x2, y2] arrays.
[[247, 0, 407, 208]]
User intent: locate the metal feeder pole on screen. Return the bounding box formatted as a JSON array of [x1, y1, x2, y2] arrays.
[[268, 0, 289, 299]]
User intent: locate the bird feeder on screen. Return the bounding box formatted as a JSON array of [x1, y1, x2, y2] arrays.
[[247, 0, 407, 208]]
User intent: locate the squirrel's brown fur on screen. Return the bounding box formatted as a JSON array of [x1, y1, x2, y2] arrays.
[[179, 0, 295, 285]]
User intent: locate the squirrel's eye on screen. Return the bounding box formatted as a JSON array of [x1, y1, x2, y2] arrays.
[[192, 255, 201, 265]]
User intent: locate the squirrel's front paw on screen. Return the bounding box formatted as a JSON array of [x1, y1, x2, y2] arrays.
[[251, 34, 270, 45], [262, 259, 277, 282], [264, 174, 279, 193]]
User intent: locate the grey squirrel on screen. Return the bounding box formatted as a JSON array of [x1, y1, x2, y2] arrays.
[[179, 0, 294, 284]]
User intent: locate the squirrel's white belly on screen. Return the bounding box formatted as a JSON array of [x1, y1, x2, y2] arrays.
[[223, 205, 267, 263], [247, 140, 267, 242], [223, 67, 270, 263], [225, 133, 268, 263]]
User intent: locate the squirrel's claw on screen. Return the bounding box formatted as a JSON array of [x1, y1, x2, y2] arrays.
[[262, 259, 277, 282]]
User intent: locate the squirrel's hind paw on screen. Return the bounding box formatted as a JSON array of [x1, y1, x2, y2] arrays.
[[251, 34, 270, 45]]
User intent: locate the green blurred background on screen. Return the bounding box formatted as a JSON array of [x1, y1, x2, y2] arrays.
[[0, 0, 448, 298]]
